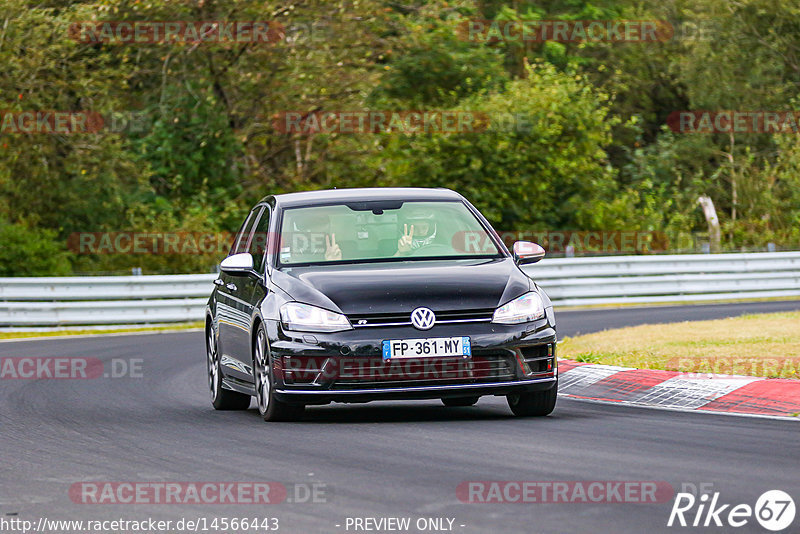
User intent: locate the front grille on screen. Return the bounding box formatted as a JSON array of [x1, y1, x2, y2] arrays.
[[348, 308, 494, 328], [282, 354, 516, 389]]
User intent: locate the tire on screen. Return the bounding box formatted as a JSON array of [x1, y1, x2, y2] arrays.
[[507, 382, 557, 417], [441, 396, 480, 407], [207, 325, 251, 410], [253, 324, 305, 422]]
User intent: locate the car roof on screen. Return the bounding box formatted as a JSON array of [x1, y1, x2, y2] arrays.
[[264, 187, 463, 208]]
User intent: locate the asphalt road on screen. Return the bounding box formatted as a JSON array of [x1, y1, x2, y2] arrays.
[[1, 302, 799, 534], [556, 299, 800, 337]]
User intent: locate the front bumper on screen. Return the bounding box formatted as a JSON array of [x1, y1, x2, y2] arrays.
[[267, 318, 557, 404], [274, 377, 556, 403]]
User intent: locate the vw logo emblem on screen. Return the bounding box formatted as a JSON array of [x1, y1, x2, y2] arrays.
[[410, 307, 436, 330]]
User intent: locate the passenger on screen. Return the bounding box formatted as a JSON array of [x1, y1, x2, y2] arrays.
[[395, 207, 438, 256]]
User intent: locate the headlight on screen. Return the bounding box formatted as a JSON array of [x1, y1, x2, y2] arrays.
[[280, 302, 352, 332], [492, 292, 545, 324]]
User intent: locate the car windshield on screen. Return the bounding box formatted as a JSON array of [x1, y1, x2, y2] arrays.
[[278, 200, 502, 266]]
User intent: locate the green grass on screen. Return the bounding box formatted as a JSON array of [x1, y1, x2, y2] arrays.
[[558, 311, 800, 378], [0, 322, 204, 340]]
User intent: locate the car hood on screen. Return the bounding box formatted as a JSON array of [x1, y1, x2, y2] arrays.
[[271, 258, 531, 315]]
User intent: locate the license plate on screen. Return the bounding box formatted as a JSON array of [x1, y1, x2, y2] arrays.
[[382, 337, 471, 360]]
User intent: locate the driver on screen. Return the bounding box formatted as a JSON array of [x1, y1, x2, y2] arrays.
[[395, 207, 437, 256]]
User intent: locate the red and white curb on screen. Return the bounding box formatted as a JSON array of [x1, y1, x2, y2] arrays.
[[557, 360, 800, 419]]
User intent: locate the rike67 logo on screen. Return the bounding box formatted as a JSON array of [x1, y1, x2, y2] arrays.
[[668, 489, 795, 531]]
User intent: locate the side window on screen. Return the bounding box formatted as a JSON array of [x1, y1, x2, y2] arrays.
[[248, 206, 271, 271], [230, 207, 261, 256]]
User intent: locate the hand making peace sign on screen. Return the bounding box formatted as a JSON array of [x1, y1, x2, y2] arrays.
[[325, 233, 342, 261], [397, 224, 415, 254]]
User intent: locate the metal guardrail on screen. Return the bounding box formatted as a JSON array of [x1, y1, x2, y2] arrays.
[[1, 252, 799, 326], [0, 274, 215, 326], [0, 274, 215, 301], [522, 251, 800, 306]]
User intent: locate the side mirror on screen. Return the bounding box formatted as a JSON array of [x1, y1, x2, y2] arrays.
[[513, 241, 545, 265], [220, 252, 254, 275]]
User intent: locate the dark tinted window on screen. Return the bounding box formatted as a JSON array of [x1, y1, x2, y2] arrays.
[[231, 207, 262, 255], [248, 206, 271, 271]]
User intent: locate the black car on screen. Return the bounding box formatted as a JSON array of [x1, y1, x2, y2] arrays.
[[206, 188, 557, 421]]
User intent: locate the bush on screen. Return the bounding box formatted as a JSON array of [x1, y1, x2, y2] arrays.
[[0, 222, 72, 276]]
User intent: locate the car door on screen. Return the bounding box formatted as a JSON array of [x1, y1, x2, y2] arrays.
[[229, 204, 273, 382], [217, 206, 264, 382]]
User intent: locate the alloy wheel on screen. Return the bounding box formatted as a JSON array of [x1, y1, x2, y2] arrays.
[[207, 328, 219, 402], [254, 329, 271, 415]]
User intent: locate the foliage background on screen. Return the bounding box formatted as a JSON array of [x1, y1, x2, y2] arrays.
[[1, 0, 799, 274]]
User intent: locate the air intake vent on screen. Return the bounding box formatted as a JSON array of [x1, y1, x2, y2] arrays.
[[521, 344, 554, 373]]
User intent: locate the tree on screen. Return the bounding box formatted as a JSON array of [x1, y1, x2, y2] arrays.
[[378, 62, 618, 231]]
